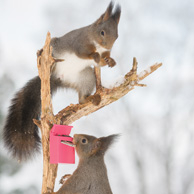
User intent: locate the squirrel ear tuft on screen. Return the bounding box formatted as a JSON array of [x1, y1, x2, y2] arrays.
[[98, 134, 119, 154], [94, 2, 114, 25], [103, 1, 114, 22], [112, 4, 121, 24], [95, 14, 105, 25]]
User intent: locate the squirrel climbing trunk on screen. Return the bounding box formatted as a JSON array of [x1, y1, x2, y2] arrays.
[[3, 76, 61, 161], [54, 134, 118, 194]]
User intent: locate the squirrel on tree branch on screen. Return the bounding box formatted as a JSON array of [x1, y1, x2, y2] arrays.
[[3, 2, 121, 161]]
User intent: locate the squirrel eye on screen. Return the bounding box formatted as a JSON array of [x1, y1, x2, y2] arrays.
[[101, 30, 105, 36], [82, 138, 87, 144]]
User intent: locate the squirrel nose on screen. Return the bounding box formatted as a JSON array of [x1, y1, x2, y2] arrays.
[[73, 134, 78, 145], [73, 134, 78, 139]]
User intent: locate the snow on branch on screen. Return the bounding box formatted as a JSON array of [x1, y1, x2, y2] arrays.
[[55, 58, 162, 125]]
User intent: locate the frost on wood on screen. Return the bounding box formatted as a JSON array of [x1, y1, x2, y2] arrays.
[[108, 75, 126, 88]]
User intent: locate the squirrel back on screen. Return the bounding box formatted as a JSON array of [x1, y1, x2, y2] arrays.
[[56, 134, 118, 194]]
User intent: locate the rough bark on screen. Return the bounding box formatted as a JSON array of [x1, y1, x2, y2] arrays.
[[36, 32, 58, 194]]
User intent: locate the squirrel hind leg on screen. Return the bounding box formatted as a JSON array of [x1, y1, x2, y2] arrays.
[[77, 67, 96, 104]]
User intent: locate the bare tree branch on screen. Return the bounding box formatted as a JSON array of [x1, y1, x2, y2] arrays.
[[55, 57, 162, 125], [94, 66, 102, 90]]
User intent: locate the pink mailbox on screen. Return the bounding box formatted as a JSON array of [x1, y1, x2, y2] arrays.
[[50, 124, 75, 164]]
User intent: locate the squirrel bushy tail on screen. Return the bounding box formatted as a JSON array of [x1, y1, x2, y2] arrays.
[[3, 76, 61, 161]]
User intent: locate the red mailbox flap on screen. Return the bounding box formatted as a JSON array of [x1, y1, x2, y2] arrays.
[[50, 124, 73, 136], [50, 124, 75, 164]]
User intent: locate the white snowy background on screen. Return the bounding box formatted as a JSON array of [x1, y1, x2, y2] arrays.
[[0, 0, 194, 194]]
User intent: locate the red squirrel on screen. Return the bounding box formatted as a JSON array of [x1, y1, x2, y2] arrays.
[[3, 2, 121, 161], [54, 134, 118, 194]]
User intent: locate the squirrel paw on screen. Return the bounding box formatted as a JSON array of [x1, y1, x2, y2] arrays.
[[92, 52, 100, 63], [59, 174, 71, 184], [104, 57, 116, 67], [89, 94, 101, 106], [81, 94, 101, 106]]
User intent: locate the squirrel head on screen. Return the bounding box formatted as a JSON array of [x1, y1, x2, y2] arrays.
[[91, 2, 121, 50], [73, 134, 119, 160]]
